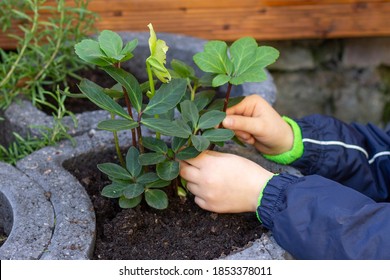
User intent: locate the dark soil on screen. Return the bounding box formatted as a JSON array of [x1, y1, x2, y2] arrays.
[[66, 149, 266, 260]]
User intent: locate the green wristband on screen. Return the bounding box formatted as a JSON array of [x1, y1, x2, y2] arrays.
[[256, 174, 278, 223], [262, 116, 303, 165]]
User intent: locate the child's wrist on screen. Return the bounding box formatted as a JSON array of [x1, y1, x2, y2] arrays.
[[263, 116, 303, 165]]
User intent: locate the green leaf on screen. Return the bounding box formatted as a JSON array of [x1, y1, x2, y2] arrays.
[[143, 79, 187, 115], [101, 182, 130, 198], [126, 147, 142, 177], [138, 152, 166, 166], [212, 74, 231, 87], [180, 100, 199, 130], [229, 37, 279, 84], [145, 189, 168, 209], [230, 37, 258, 76], [175, 146, 200, 160], [156, 161, 180, 181], [97, 119, 139, 132], [102, 66, 143, 113], [147, 23, 171, 83], [98, 30, 123, 59], [170, 59, 196, 78], [207, 96, 244, 111], [193, 40, 233, 75], [197, 110, 226, 130], [74, 39, 112, 66], [97, 163, 132, 180], [172, 137, 188, 153], [120, 39, 138, 62], [78, 79, 132, 120], [191, 135, 210, 152], [137, 172, 160, 184], [146, 179, 171, 189], [123, 183, 144, 199], [119, 195, 142, 208], [193, 90, 215, 111], [202, 128, 235, 142], [142, 137, 168, 153], [141, 118, 191, 138]]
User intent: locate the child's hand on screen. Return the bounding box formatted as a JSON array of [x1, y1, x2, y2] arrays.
[[179, 150, 274, 213], [223, 94, 294, 155]]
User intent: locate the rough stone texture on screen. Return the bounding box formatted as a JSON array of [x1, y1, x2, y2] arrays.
[[342, 37, 390, 68], [267, 37, 390, 126], [0, 162, 54, 260], [222, 232, 294, 260]]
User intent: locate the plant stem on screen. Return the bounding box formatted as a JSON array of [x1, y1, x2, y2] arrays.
[[110, 112, 125, 167], [222, 82, 233, 113], [146, 60, 161, 139], [0, 0, 39, 89], [115, 62, 138, 148]]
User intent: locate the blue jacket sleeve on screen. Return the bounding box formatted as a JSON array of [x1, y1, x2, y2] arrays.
[[258, 173, 390, 259], [292, 114, 390, 201], [257, 115, 390, 259]]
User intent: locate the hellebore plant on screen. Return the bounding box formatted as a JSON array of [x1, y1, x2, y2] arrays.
[[74, 24, 279, 210]]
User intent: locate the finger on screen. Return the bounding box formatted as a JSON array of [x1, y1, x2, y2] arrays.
[[223, 115, 263, 136], [179, 162, 201, 182], [182, 150, 217, 167]]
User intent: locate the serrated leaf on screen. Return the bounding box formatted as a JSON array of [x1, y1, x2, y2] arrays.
[[142, 137, 168, 153], [119, 195, 142, 208], [145, 189, 168, 209], [197, 110, 226, 130], [101, 182, 130, 198], [97, 119, 139, 132], [193, 40, 233, 75], [126, 146, 142, 177], [141, 118, 191, 138], [102, 66, 142, 113], [78, 79, 132, 120], [123, 183, 144, 199], [191, 135, 210, 152], [180, 100, 199, 130], [202, 128, 235, 142], [143, 79, 187, 115], [139, 152, 166, 166], [229, 38, 279, 84], [212, 74, 231, 87], [156, 161, 180, 181], [97, 163, 132, 180], [74, 39, 112, 66], [175, 146, 200, 160], [98, 30, 123, 59]]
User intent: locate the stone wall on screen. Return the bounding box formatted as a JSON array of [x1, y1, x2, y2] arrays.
[[266, 37, 390, 127]]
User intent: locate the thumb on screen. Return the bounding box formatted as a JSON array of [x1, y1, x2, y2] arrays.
[[223, 115, 261, 135]]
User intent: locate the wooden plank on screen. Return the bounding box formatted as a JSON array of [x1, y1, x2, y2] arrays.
[[261, 0, 387, 6], [1, 1, 390, 49]]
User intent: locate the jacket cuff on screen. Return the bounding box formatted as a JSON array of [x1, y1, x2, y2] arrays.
[[256, 173, 301, 229], [263, 116, 304, 165]]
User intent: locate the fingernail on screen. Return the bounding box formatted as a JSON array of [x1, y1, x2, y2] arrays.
[[223, 117, 232, 127]]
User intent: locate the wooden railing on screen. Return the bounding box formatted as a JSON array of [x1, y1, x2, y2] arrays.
[[1, 0, 390, 49]]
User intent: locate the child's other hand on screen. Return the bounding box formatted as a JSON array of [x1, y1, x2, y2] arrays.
[[223, 94, 293, 155], [179, 150, 274, 213]]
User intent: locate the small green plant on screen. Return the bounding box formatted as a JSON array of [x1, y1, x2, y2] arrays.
[[0, 0, 96, 163], [0, 0, 97, 109], [74, 24, 279, 209]]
